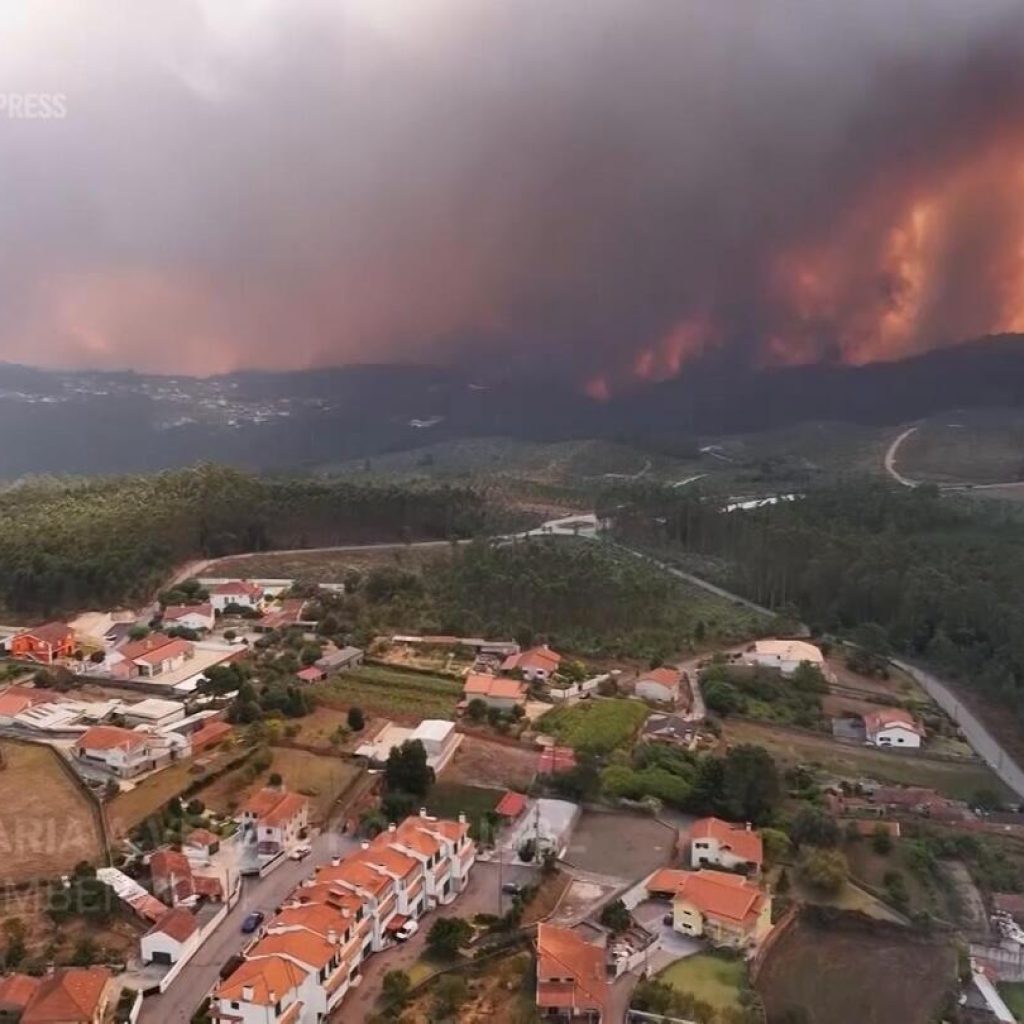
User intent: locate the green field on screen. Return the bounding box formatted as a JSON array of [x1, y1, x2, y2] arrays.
[[999, 982, 1024, 1021], [658, 954, 745, 1013], [537, 699, 648, 754], [313, 665, 463, 719]]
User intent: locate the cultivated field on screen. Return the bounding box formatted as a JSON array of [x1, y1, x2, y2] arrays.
[[0, 741, 105, 881], [722, 718, 1008, 800], [313, 666, 462, 721], [441, 734, 540, 790], [285, 705, 386, 752], [200, 748, 364, 822], [755, 913, 955, 1024], [425, 782, 502, 837], [537, 699, 649, 755]]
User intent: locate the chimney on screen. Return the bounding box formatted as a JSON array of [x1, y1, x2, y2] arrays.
[[241, 986, 255, 1002], [745, 822, 752, 832], [388, 822, 397, 833], [327, 929, 338, 944], [331, 857, 340, 867], [458, 812, 467, 825], [360, 841, 369, 850], [419, 807, 427, 818], [341, 907, 351, 919], [268, 990, 277, 1005]]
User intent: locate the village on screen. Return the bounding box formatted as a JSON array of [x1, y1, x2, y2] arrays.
[[0, 571, 1019, 1024]]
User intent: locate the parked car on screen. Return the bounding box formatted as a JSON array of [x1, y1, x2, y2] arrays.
[[395, 919, 419, 942], [241, 911, 265, 933], [289, 844, 312, 861], [501, 881, 524, 896]]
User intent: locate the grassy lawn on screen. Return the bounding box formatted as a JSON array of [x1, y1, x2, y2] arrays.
[[312, 665, 462, 720], [537, 698, 648, 754], [722, 718, 1010, 801], [999, 982, 1024, 1021], [425, 781, 502, 823], [658, 954, 745, 1013], [201, 747, 363, 822]]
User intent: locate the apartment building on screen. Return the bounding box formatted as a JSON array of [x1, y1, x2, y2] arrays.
[[213, 812, 475, 1024]]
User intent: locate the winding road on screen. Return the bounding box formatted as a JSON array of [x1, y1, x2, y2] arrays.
[[883, 425, 919, 487]]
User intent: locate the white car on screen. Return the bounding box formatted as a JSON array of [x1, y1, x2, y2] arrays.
[[288, 844, 312, 861], [394, 919, 419, 942]]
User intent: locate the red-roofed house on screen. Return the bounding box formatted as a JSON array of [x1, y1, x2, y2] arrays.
[[0, 973, 40, 1018], [501, 644, 562, 682], [210, 580, 264, 613], [535, 922, 608, 1022], [10, 622, 76, 665], [214, 955, 308, 1024], [141, 907, 200, 965], [462, 673, 527, 711], [0, 685, 60, 723], [242, 788, 309, 855], [650, 868, 772, 949], [190, 719, 233, 755], [20, 967, 112, 1024], [495, 791, 528, 822], [73, 725, 163, 778], [635, 666, 683, 704], [690, 818, 763, 874], [296, 666, 326, 684], [863, 707, 924, 749], [162, 604, 215, 632]]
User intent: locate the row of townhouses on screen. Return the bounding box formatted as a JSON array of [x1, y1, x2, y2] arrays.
[[212, 810, 476, 1024]]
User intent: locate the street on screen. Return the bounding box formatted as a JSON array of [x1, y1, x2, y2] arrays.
[[139, 829, 358, 1024]]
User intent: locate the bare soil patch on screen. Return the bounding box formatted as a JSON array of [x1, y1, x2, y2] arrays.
[[755, 912, 956, 1024], [441, 734, 539, 790], [0, 741, 105, 881], [563, 810, 676, 880]]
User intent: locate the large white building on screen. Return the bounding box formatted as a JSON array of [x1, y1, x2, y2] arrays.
[[743, 639, 826, 678], [863, 707, 924, 749]]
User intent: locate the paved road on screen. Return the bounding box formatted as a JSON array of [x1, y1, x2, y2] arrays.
[[892, 657, 1024, 801], [139, 829, 358, 1024]]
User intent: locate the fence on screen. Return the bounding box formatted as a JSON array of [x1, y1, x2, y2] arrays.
[[549, 674, 609, 703]]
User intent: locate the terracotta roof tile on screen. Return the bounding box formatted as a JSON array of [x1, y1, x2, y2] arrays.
[[21, 967, 110, 1024], [691, 817, 763, 867], [76, 724, 150, 752], [216, 955, 307, 1005], [147, 907, 198, 943], [535, 923, 607, 1017]]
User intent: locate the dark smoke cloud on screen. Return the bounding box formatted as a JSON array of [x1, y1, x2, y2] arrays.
[[2, 0, 1024, 389]]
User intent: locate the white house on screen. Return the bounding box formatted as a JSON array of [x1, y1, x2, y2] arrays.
[[74, 725, 167, 778], [140, 907, 200, 965], [500, 644, 562, 682], [210, 580, 264, 613], [863, 707, 924, 749], [242, 788, 309, 856], [743, 639, 825, 677], [635, 666, 683, 703], [215, 955, 310, 1024], [410, 719, 459, 771], [162, 604, 215, 633], [690, 817, 764, 873], [122, 698, 185, 730]]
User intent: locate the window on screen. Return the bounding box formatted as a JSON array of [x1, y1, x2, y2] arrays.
[[231, 1002, 239, 1010]]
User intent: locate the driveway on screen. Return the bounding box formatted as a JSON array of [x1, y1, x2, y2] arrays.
[[631, 899, 702, 974], [139, 828, 358, 1024], [335, 860, 538, 1021]]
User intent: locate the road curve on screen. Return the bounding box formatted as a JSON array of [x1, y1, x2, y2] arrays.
[[884, 426, 919, 487]]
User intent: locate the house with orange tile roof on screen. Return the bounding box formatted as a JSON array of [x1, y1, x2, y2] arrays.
[[501, 644, 562, 682], [20, 967, 112, 1024], [0, 973, 40, 1018], [141, 906, 201, 965], [73, 724, 168, 778], [689, 818, 763, 874], [647, 868, 771, 949], [535, 922, 608, 1022], [241, 788, 309, 865], [214, 954, 307, 1024], [863, 707, 925, 749], [0, 685, 60, 723], [210, 579, 265, 613], [9, 622, 76, 665], [635, 666, 684, 704], [162, 603, 215, 632], [462, 673, 528, 711]]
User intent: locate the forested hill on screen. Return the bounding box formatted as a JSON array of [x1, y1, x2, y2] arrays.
[[0, 466, 496, 615], [606, 481, 1024, 722]]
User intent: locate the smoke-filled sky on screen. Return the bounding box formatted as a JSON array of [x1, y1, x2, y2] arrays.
[[4, 1, 1024, 392]]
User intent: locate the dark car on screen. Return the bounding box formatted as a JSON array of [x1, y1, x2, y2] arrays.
[[501, 881, 524, 896], [241, 910, 265, 934]]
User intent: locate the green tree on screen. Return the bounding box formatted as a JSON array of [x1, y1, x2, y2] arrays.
[[789, 805, 841, 848], [380, 970, 411, 1011], [719, 745, 781, 825], [799, 848, 848, 895], [426, 916, 472, 959], [347, 706, 366, 732], [385, 740, 432, 799], [599, 899, 631, 933], [871, 823, 894, 855]]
